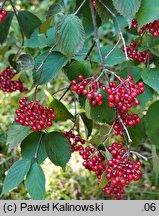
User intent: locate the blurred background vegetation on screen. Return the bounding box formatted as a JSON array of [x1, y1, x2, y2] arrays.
[[0, 0, 159, 200]]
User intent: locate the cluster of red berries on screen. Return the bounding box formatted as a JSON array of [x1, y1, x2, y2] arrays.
[[0, 9, 7, 24], [123, 42, 153, 63], [0, 66, 28, 93], [71, 75, 105, 106], [64, 131, 86, 152], [131, 19, 159, 38], [106, 75, 144, 135], [106, 75, 144, 109], [102, 142, 142, 199], [113, 113, 141, 136], [15, 97, 56, 131], [65, 131, 106, 179]]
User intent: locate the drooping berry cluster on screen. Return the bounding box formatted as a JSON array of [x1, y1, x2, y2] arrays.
[[123, 42, 153, 63], [102, 142, 142, 199], [106, 75, 144, 136], [131, 19, 159, 38], [65, 131, 106, 179], [71, 75, 105, 106], [0, 9, 7, 24], [64, 130, 86, 152], [0, 66, 28, 93], [15, 97, 56, 131]]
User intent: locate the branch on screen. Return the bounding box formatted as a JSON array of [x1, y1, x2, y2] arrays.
[[89, 0, 109, 81], [9, 0, 25, 47], [0, 0, 7, 8], [74, 0, 87, 15], [118, 114, 132, 143], [130, 151, 148, 161], [98, 0, 129, 61], [34, 45, 56, 100], [103, 122, 115, 144], [84, 41, 96, 60], [102, 38, 121, 64]]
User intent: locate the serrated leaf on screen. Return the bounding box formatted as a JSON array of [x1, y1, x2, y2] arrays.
[[44, 132, 71, 170], [26, 163, 45, 200], [152, 145, 159, 173], [141, 68, 159, 94], [1, 159, 31, 195], [17, 54, 35, 71], [33, 51, 67, 85], [21, 132, 47, 164], [0, 11, 14, 44], [144, 101, 159, 148], [93, 45, 125, 66], [80, 112, 93, 137], [55, 14, 85, 56], [7, 123, 31, 148], [64, 60, 91, 81], [112, 0, 141, 26], [99, 171, 108, 188], [136, 0, 159, 29], [18, 11, 41, 38], [85, 89, 115, 124], [49, 99, 73, 121], [46, 3, 63, 18]]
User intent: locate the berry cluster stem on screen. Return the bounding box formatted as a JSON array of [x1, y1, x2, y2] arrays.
[[74, 0, 87, 15]]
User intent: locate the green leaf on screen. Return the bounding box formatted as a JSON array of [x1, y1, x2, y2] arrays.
[[152, 145, 159, 173], [55, 14, 85, 56], [149, 45, 159, 57], [120, 66, 141, 82], [44, 132, 71, 170], [26, 163, 45, 200], [7, 123, 31, 148], [99, 171, 108, 188], [144, 101, 159, 148], [33, 51, 67, 85], [49, 99, 73, 121], [96, 0, 115, 23], [137, 84, 153, 110], [64, 60, 91, 81], [21, 132, 47, 164], [46, 2, 63, 18], [80, 112, 93, 137], [0, 11, 14, 44], [85, 89, 115, 124], [141, 68, 159, 94], [18, 11, 41, 38], [93, 46, 125, 66], [16, 54, 35, 71], [112, 0, 141, 26], [136, 0, 159, 29], [1, 159, 31, 195], [128, 121, 147, 146], [39, 17, 53, 34]]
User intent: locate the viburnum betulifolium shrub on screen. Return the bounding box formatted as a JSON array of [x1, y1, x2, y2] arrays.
[[1, 0, 159, 200]]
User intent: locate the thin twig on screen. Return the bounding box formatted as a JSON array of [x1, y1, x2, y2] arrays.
[[0, 0, 7, 8], [89, 0, 109, 81], [34, 45, 55, 100], [98, 0, 129, 61], [52, 86, 70, 97], [74, 0, 87, 15], [59, 83, 72, 101], [103, 38, 121, 63], [34, 132, 43, 161], [84, 41, 96, 60], [9, 0, 25, 47], [118, 114, 132, 143], [103, 122, 115, 144], [130, 151, 148, 161]]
